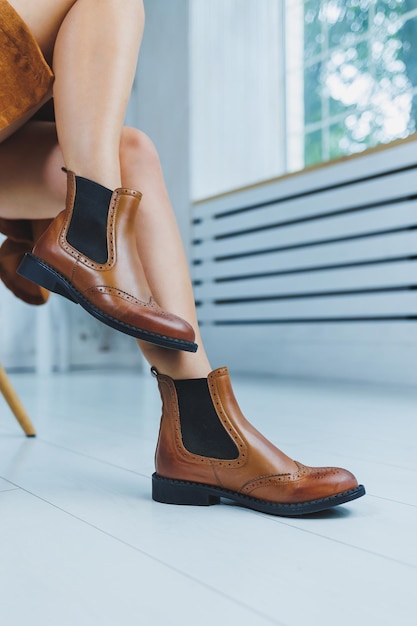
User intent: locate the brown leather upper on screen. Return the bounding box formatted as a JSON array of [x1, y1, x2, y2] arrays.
[[32, 171, 195, 343], [155, 367, 359, 504]]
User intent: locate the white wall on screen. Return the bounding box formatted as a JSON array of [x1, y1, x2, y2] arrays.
[[190, 0, 285, 200], [132, 0, 191, 256]]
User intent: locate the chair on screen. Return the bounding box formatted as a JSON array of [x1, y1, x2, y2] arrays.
[[0, 363, 36, 436]]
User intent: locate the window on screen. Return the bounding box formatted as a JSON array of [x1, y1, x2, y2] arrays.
[[289, 0, 417, 170], [190, 0, 417, 199]]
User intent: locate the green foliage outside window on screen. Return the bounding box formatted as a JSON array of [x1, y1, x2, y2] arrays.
[[302, 0, 417, 167]]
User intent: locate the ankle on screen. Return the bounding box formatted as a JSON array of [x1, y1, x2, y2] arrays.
[[140, 342, 212, 379], [63, 158, 121, 191]]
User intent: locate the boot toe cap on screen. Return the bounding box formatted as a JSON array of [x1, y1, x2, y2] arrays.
[[241, 464, 359, 504]]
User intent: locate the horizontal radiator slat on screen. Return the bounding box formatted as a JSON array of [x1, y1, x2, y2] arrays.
[[193, 195, 417, 241], [204, 321, 417, 342], [193, 202, 417, 260], [197, 292, 417, 322], [193, 168, 417, 228], [193, 231, 417, 281], [194, 261, 417, 301]]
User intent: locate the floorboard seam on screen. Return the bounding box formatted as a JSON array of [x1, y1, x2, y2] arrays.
[[258, 511, 417, 570], [2, 478, 286, 626]]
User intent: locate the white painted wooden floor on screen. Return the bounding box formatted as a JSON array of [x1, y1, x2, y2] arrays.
[[0, 368, 416, 626]]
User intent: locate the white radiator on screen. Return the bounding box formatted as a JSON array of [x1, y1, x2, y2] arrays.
[[192, 138, 417, 385]]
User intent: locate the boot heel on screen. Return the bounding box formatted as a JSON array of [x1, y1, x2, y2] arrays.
[[152, 473, 219, 506], [17, 254, 77, 303]]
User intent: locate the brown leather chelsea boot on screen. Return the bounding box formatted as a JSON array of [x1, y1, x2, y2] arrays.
[[152, 366, 365, 516], [17, 170, 197, 352]]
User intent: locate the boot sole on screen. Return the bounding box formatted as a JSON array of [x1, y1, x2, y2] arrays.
[[152, 473, 366, 516], [17, 253, 198, 353]]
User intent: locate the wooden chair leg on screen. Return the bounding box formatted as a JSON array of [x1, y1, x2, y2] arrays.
[[0, 364, 36, 437]]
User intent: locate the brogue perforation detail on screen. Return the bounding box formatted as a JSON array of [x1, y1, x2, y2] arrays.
[[310, 467, 342, 480], [146, 298, 182, 319], [205, 371, 247, 468], [241, 467, 311, 494], [59, 171, 79, 261], [118, 188, 142, 200], [81, 284, 148, 306]]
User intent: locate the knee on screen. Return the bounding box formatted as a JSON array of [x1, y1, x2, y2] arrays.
[[120, 127, 161, 171]]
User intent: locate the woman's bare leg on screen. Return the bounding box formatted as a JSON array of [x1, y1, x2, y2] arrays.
[[0, 124, 211, 376], [119, 130, 212, 378], [0, 123, 64, 219], [8, 0, 145, 190], [52, 0, 144, 189]]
